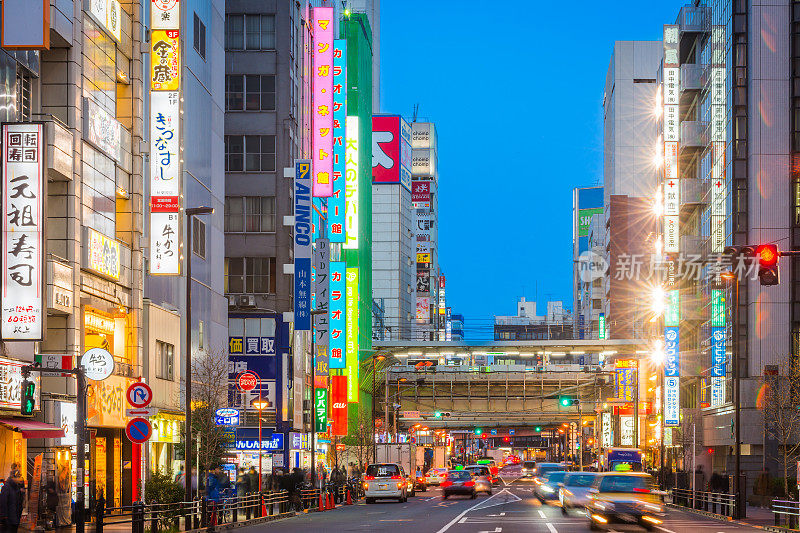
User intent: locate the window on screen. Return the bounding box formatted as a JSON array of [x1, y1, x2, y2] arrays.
[[225, 257, 276, 294], [194, 13, 206, 60], [198, 320, 205, 351], [225, 75, 276, 111], [192, 217, 206, 258], [156, 341, 174, 380], [225, 196, 275, 232], [225, 135, 276, 172], [225, 14, 275, 50]]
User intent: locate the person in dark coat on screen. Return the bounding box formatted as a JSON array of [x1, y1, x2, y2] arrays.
[[0, 471, 25, 533], [206, 468, 222, 503], [247, 467, 259, 493]]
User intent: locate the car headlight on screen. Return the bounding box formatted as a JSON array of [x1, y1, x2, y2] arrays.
[[542, 484, 554, 493]]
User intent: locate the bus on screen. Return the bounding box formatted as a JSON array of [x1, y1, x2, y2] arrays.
[[602, 448, 644, 472]]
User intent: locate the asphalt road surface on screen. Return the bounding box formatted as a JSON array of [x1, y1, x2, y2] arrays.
[[240, 464, 763, 533]]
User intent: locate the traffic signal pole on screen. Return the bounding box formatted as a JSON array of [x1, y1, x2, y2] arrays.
[[23, 364, 88, 533]]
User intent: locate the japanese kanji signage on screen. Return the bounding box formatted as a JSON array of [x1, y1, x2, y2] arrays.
[[151, 0, 180, 30], [87, 0, 122, 42], [312, 7, 334, 197], [664, 376, 680, 426], [331, 375, 347, 436], [2, 123, 44, 340], [412, 180, 430, 209], [314, 387, 328, 433], [86, 228, 121, 281], [345, 267, 359, 402], [294, 160, 313, 331], [149, 0, 180, 277], [329, 39, 347, 242], [151, 30, 180, 91], [314, 238, 329, 376], [329, 261, 346, 369], [711, 327, 725, 378], [0, 357, 40, 409], [344, 116, 359, 250], [614, 359, 637, 402]]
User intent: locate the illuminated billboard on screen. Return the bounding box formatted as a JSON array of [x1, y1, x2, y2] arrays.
[[329, 39, 347, 242], [345, 268, 359, 402], [312, 7, 333, 197], [372, 115, 403, 185]]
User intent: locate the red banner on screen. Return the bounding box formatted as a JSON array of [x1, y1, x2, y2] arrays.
[[331, 375, 348, 436]]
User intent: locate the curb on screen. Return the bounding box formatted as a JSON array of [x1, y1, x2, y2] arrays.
[[667, 503, 777, 531], [184, 511, 297, 533]]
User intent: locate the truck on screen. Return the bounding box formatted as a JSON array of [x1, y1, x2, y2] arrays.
[[417, 446, 448, 472], [375, 442, 418, 487]]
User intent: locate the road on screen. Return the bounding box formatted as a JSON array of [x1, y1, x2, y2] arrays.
[[240, 465, 763, 533]]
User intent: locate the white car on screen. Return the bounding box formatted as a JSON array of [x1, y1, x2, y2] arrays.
[[558, 471, 597, 514], [425, 468, 447, 486], [363, 463, 408, 503]]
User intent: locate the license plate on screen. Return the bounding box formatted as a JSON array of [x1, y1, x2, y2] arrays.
[[378, 484, 388, 490], [618, 513, 635, 523]]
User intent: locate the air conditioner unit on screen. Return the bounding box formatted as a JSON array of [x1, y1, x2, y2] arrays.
[[238, 295, 256, 308], [228, 296, 236, 308]]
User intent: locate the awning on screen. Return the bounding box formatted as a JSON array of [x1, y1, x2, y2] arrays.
[[0, 418, 65, 439]]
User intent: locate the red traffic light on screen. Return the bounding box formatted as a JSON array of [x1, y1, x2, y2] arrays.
[[481, 433, 487, 439], [503, 436, 510, 442], [757, 244, 778, 266]]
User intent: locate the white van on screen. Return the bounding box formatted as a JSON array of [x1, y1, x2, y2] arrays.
[[363, 463, 408, 503]]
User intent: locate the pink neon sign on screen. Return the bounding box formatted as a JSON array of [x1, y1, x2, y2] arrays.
[[312, 7, 334, 197]]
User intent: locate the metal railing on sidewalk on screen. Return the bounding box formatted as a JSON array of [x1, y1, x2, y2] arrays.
[[772, 499, 800, 529], [670, 488, 737, 518], [85, 484, 361, 533]]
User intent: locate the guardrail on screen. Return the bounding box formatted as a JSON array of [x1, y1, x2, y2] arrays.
[[772, 499, 800, 529], [670, 488, 737, 518], [92, 484, 357, 533]]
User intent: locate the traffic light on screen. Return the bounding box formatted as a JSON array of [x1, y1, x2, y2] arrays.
[[433, 411, 451, 419], [534, 426, 542, 432], [559, 396, 579, 407], [434, 411, 442, 419], [20, 380, 35, 415], [757, 244, 780, 285], [474, 428, 482, 435]]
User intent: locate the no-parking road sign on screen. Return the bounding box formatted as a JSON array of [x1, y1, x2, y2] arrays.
[[126, 382, 153, 408], [125, 417, 152, 443]]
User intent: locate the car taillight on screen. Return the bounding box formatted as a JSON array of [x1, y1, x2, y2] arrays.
[[633, 488, 650, 493], [464, 481, 475, 487], [397, 482, 404, 489], [364, 475, 375, 480], [390, 475, 401, 480], [441, 481, 452, 488]]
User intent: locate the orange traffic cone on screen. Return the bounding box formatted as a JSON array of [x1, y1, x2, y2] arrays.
[[346, 489, 353, 505], [327, 492, 333, 510], [318, 492, 325, 512], [261, 494, 267, 516]]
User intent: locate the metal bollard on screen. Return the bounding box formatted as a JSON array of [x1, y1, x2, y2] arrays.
[[151, 503, 159, 533], [132, 501, 145, 533], [95, 495, 105, 533], [200, 497, 208, 528]]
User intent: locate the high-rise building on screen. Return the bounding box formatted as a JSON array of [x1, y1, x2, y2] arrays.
[[573, 186, 603, 338], [410, 121, 440, 340], [371, 115, 415, 340], [494, 298, 573, 341]]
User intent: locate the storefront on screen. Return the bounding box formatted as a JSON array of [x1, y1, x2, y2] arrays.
[[149, 412, 183, 475], [289, 432, 311, 471], [84, 306, 133, 374], [228, 431, 285, 474]]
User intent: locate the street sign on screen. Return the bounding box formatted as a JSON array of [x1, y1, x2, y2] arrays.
[[125, 408, 158, 418], [237, 371, 259, 392], [125, 417, 152, 443], [81, 348, 114, 381], [215, 408, 240, 426], [400, 411, 421, 419], [126, 382, 153, 408]]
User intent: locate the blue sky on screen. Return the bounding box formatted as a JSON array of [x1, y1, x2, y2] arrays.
[[380, 1, 681, 339]]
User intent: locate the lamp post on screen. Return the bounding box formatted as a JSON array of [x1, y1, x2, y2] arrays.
[[721, 270, 742, 518], [252, 395, 271, 492], [184, 206, 214, 503]]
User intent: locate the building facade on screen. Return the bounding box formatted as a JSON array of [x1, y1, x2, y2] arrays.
[[573, 186, 604, 339], [494, 298, 574, 341]]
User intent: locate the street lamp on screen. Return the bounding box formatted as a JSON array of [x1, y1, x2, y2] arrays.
[[184, 205, 213, 502], [252, 395, 272, 492], [721, 270, 742, 518]]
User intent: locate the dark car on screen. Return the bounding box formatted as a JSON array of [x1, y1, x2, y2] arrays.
[[521, 460, 537, 477], [586, 472, 665, 530], [441, 470, 476, 499], [533, 470, 568, 502]]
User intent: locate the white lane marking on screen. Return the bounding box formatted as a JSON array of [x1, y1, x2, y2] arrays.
[[458, 518, 468, 523], [478, 529, 502, 533], [538, 510, 546, 518], [545, 523, 557, 533], [657, 528, 677, 533], [434, 489, 518, 533]]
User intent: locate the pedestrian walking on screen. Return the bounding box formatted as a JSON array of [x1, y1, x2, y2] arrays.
[[0, 469, 25, 533]]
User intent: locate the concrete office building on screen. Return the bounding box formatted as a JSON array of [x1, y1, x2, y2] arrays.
[[572, 186, 603, 339]]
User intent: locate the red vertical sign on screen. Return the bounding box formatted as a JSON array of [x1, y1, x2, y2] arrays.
[[331, 375, 348, 436]]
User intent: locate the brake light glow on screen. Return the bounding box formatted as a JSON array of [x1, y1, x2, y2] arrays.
[[364, 476, 375, 480], [591, 514, 608, 524], [633, 488, 650, 493], [441, 481, 452, 488], [464, 481, 475, 487], [390, 475, 401, 480], [642, 516, 663, 525], [397, 482, 404, 489]]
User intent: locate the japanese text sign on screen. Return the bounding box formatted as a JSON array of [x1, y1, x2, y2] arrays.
[[151, 30, 180, 91], [664, 376, 680, 426], [345, 267, 359, 402], [344, 117, 359, 250], [312, 7, 334, 197], [87, 228, 121, 280], [294, 160, 313, 331], [151, 0, 180, 30], [711, 327, 725, 377], [314, 387, 327, 433], [664, 326, 679, 377], [0, 357, 40, 409], [2, 123, 44, 340], [149, 90, 180, 275], [329, 39, 347, 242], [329, 261, 346, 369], [150, 212, 180, 275]]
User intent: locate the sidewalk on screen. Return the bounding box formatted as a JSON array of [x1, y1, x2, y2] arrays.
[[741, 505, 778, 528]]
